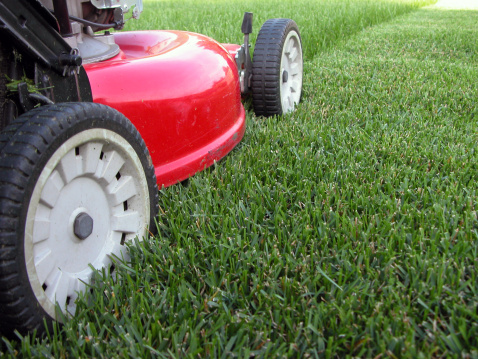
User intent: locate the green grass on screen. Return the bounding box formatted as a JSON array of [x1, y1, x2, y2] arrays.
[[125, 0, 433, 59], [4, 0, 478, 358]]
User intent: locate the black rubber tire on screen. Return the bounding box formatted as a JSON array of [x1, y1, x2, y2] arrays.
[[0, 102, 158, 337], [252, 18, 303, 117]]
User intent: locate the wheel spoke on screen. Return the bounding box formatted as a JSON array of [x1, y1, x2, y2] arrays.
[[108, 243, 126, 262], [40, 170, 64, 208], [33, 218, 50, 244], [290, 79, 301, 93], [288, 95, 294, 109], [285, 38, 294, 55], [288, 47, 298, 62], [109, 175, 137, 205], [77, 273, 92, 290], [44, 269, 61, 303], [43, 270, 69, 311], [81, 142, 103, 174], [53, 272, 70, 311], [66, 277, 80, 314], [58, 149, 82, 184], [67, 276, 80, 295], [112, 211, 140, 233], [289, 62, 300, 76], [34, 249, 54, 284], [97, 150, 125, 184]]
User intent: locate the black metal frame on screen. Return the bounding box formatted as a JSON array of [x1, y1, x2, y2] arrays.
[[0, 0, 92, 130]]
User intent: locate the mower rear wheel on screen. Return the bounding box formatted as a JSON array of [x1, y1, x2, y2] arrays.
[[0, 103, 158, 336], [252, 18, 303, 116]]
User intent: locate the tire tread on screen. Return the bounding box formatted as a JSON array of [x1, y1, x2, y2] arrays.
[[252, 19, 301, 117]]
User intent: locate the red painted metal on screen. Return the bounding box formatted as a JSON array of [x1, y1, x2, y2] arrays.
[[84, 31, 246, 188]]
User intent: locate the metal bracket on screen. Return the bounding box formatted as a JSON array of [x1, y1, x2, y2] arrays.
[[17, 82, 54, 113], [60, 48, 82, 76], [237, 12, 253, 95], [0, 0, 81, 77], [17, 83, 34, 112]]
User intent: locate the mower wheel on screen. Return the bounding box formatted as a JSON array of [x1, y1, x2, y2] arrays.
[[252, 19, 303, 116], [0, 103, 158, 336]]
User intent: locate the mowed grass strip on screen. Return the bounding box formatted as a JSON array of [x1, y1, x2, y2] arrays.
[[126, 0, 433, 59], [3, 1, 478, 359]]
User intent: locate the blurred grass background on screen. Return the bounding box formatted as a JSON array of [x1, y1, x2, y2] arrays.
[[125, 0, 435, 59]]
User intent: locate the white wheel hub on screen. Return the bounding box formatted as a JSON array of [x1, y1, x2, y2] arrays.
[[24, 129, 150, 319], [280, 30, 303, 114]]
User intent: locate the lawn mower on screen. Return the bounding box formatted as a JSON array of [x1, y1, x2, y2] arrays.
[[0, 0, 303, 335]]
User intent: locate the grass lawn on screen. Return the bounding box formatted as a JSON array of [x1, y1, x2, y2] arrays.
[[2, 0, 478, 357]]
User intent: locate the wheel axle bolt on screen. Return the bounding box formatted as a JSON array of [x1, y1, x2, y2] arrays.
[[74, 212, 93, 240]]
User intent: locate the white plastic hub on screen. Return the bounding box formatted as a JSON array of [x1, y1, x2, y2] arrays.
[[24, 129, 150, 319], [280, 30, 303, 114]]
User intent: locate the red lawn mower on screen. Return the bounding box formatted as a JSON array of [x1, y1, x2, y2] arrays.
[[0, 0, 303, 335]]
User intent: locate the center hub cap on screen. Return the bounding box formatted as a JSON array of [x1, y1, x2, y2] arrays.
[[74, 212, 94, 240]]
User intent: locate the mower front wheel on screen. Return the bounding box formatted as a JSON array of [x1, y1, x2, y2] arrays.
[[0, 103, 158, 336], [252, 18, 303, 116]]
